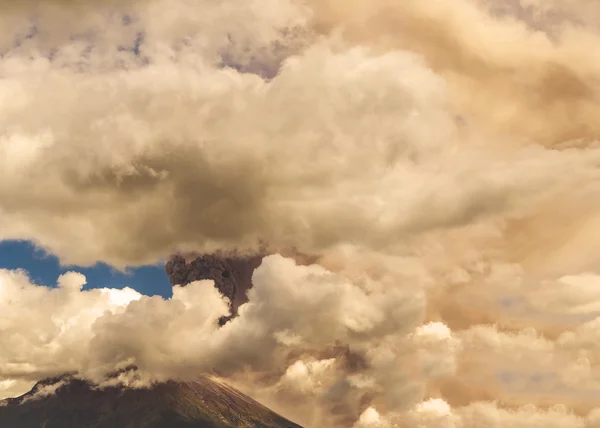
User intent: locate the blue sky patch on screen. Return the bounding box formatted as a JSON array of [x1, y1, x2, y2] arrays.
[[0, 240, 172, 298]]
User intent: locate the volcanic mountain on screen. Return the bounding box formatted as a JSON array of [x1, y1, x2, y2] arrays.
[[0, 374, 302, 428]]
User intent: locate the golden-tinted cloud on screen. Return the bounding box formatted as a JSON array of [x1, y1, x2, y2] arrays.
[[2, 1, 600, 426]]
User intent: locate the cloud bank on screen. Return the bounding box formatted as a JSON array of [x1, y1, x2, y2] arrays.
[[3, 0, 600, 426], [4, 0, 600, 268]]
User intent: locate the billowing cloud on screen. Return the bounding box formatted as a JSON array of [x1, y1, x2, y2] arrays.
[[3, 0, 600, 427], [308, 0, 600, 146], [0, 269, 142, 383], [0, 255, 429, 427], [3, 0, 600, 268]]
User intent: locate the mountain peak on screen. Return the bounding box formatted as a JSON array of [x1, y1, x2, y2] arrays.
[[0, 374, 302, 428]]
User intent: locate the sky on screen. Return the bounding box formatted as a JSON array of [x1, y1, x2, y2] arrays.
[[0, 240, 171, 297], [4, 1, 600, 428]]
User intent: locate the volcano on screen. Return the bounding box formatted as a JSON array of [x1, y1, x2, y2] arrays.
[[0, 375, 302, 428]]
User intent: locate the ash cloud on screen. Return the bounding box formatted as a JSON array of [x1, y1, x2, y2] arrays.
[[4, 1, 600, 268], [3, 0, 600, 427], [165, 252, 264, 324]]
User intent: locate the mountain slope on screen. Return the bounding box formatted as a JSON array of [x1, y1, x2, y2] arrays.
[[0, 375, 302, 428]]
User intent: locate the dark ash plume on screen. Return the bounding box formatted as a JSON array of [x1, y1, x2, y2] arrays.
[[165, 252, 264, 325], [165, 248, 320, 325]]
